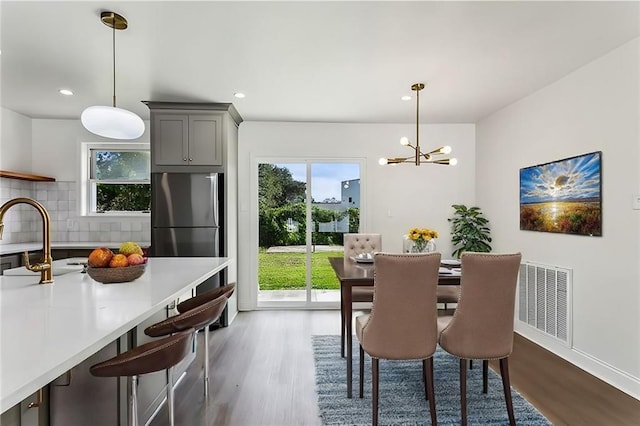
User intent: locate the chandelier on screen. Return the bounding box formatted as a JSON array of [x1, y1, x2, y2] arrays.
[[81, 11, 145, 140], [379, 83, 457, 166]]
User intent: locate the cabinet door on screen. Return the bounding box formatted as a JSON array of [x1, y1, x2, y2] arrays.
[[189, 115, 222, 166], [153, 114, 189, 166], [0, 254, 21, 274]]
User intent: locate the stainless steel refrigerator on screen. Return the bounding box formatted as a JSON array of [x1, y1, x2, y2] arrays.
[[151, 172, 227, 324]]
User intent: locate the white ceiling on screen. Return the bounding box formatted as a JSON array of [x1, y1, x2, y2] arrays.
[[1, 1, 639, 124]]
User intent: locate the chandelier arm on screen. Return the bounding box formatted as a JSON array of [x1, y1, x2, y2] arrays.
[[419, 151, 432, 161], [425, 159, 453, 165], [386, 156, 413, 164]]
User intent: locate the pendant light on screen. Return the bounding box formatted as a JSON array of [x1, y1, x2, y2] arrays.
[[81, 11, 145, 140], [379, 83, 457, 166]]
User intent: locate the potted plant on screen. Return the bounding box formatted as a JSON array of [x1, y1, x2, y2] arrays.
[[448, 204, 492, 258]]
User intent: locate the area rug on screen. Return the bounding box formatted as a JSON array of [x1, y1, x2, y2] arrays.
[[312, 335, 551, 426]]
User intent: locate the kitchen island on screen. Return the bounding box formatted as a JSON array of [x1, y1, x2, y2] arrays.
[[0, 257, 231, 415]]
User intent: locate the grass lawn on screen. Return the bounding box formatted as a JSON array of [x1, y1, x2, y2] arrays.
[[258, 249, 343, 290]]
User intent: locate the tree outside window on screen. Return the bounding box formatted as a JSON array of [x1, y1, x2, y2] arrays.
[[90, 149, 151, 213]]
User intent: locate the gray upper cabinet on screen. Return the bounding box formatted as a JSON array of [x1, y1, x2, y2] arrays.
[[145, 102, 242, 173], [153, 114, 222, 167]]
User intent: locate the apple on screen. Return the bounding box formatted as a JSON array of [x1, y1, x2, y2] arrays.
[[127, 253, 145, 266], [88, 247, 114, 268]]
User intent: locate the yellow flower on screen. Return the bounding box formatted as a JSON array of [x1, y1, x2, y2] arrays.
[[406, 227, 438, 252]]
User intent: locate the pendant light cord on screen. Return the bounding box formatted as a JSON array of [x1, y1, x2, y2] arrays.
[[415, 85, 420, 165], [112, 18, 116, 108]]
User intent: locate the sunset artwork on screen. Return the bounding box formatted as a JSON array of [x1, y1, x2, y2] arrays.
[[520, 151, 602, 236]]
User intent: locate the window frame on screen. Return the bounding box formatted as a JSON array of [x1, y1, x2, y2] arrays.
[[80, 142, 151, 217]]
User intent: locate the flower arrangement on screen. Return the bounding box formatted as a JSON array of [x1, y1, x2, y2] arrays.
[[407, 227, 438, 253]]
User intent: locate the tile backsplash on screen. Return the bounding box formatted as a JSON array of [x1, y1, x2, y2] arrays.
[[0, 179, 150, 244]]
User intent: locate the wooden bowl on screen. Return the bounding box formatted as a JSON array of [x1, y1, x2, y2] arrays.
[[87, 264, 146, 284]]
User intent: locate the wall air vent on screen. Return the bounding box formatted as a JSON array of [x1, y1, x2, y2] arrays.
[[518, 261, 572, 347]]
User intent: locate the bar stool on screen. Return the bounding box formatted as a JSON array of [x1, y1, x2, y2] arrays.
[[145, 294, 228, 397], [90, 328, 194, 426], [175, 282, 235, 314]]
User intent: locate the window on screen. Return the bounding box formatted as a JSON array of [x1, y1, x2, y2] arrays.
[[82, 143, 151, 215]]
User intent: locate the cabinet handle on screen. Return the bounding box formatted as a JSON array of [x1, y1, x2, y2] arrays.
[[53, 370, 72, 387], [189, 158, 193, 161], [183, 157, 187, 162], [27, 388, 43, 408]]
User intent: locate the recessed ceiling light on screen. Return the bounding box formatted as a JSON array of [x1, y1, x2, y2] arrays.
[[234, 92, 246, 99], [401, 95, 411, 101], [59, 89, 73, 96]]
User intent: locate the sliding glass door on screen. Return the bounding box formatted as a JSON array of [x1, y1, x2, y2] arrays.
[[257, 161, 361, 307]]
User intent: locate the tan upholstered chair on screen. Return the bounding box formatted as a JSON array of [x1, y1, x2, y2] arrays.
[[344, 233, 382, 259], [341, 233, 382, 357], [437, 285, 460, 311], [355, 252, 441, 426], [437, 252, 522, 426]]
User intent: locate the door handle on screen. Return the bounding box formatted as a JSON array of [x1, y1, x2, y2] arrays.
[[27, 388, 43, 408]]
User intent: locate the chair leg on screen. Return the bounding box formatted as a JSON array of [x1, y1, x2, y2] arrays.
[[422, 359, 428, 400], [459, 358, 467, 426], [204, 326, 210, 397], [422, 359, 429, 401], [426, 357, 437, 426], [372, 358, 379, 426], [167, 366, 175, 426], [128, 375, 138, 426], [482, 360, 489, 394], [469, 359, 473, 369], [341, 306, 346, 358], [499, 357, 516, 426], [359, 344, 364, 398]]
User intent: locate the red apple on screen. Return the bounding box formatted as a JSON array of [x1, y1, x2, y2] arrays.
[[127, 253, 145, 266]]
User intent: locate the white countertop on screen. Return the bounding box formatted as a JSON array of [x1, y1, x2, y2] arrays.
[[0, 256, 231, 413], [3, 257, 87, 276], [0, 242, 151, 256]]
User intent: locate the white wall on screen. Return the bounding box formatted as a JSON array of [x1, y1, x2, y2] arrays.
[[1, 108, 32, 172], [31, 119, 150, 181], [237, 121, 475, 310], [476, 38, 640, 398], [0, 117, 152, 243]]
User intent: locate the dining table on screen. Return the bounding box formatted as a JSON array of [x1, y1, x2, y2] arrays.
[[328, 256, 461, 398]]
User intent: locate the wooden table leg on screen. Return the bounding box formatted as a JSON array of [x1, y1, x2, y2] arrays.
[[340, 283, 346, 358], [344, 281, 353, 398]]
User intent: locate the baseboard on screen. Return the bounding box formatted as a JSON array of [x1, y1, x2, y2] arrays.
[[515, 325, 640, 401]]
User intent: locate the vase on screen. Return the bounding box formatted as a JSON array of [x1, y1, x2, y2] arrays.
[[404, 238, 437, 253]]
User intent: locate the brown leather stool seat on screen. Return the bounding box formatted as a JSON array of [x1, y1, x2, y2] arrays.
[[175, 282, 235, 314], [90, 329, 194, 426], [145, 293, 229, 397]]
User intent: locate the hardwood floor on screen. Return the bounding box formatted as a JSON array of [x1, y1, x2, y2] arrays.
[[151, 310, 640, 426]]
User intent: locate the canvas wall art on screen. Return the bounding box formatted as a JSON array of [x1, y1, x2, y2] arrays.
[[519, 151, 602, 236]]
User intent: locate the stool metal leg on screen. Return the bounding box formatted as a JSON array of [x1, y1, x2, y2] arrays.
[[167, 366, 175, 426], [204, 325, 210, 397], [129, 375, 138, 426]]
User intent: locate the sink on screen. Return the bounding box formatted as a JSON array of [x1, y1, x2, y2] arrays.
[[3, 257, 87, 276]]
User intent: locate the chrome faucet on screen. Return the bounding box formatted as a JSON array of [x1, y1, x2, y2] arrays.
[[0, 197, 53, 284]]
